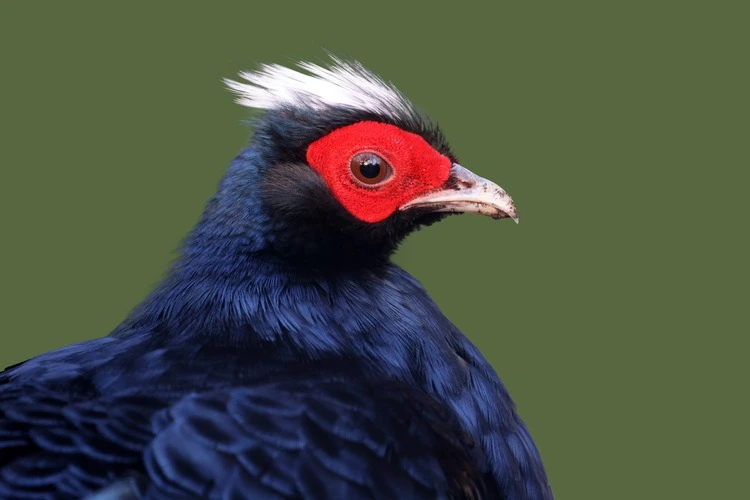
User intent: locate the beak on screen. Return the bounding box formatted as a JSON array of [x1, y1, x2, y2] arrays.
[[400, 164, 519, 223]]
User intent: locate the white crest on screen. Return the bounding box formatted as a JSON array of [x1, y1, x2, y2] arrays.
[[224, 57, 418, 121]]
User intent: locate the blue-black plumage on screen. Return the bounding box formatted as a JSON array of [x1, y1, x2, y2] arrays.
[[0, 58, 551, 499]]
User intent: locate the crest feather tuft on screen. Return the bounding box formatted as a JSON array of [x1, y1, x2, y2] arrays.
[[225, 57, 418, 121]]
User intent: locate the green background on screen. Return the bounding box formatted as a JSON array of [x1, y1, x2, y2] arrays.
[[1, 2, 747, 498]]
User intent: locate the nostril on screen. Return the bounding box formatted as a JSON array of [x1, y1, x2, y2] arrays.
[[450, 164, 478, 190]]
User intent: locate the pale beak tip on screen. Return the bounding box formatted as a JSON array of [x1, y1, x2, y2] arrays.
[[512, 216, 519, 224]]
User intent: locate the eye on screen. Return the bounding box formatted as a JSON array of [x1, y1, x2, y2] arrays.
[[350, 152, 392, 186]]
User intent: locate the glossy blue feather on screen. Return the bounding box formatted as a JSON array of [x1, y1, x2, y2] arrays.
[[1, 107, 551, 498]]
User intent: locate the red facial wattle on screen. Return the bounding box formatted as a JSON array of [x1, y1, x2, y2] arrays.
[[305, 121, 452, 223]]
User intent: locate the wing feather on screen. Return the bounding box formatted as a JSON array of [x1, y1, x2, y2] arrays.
[[1, 369, 491, 499]]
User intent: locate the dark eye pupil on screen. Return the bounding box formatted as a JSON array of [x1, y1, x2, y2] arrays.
[[359, 159, 381, 179], [350, 152, 391, 185]]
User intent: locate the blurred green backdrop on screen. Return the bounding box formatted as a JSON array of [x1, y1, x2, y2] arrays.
[[1, 1, 747, 498]]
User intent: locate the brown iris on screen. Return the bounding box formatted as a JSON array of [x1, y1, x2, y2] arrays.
[[350, 152, 391, 186]]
